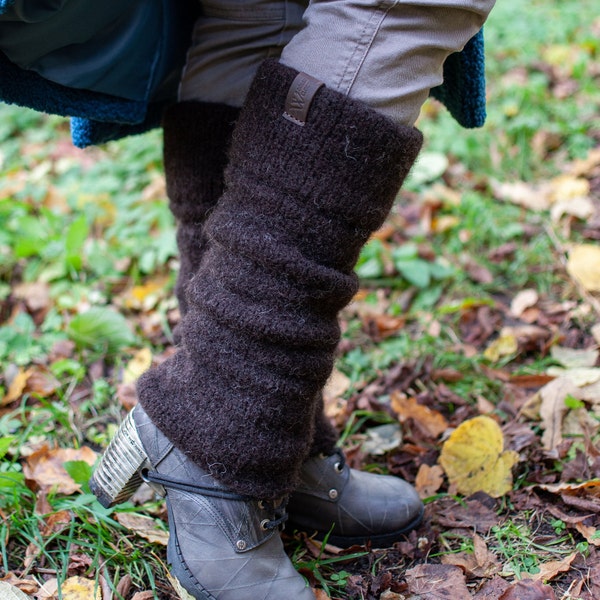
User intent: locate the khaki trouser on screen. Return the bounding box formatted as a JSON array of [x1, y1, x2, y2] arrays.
[[179, 0, 496, 125]]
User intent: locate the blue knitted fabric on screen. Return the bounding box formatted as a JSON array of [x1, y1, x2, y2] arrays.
[[430, 29, 486, 128], [0, 3, 486, 145]]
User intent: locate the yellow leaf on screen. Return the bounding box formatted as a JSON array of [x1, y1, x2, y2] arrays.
[[123, 348, 153, 384], [438, 416, 519, 498], [1, 368, 31, 406], [483, 333, 518, 362], [567, 244, 600, 292], [60, 577, 101, 600]]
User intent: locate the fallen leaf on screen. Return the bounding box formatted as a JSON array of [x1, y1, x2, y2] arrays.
[[415, 464, 444, 499], [23, 445, 97, 494], [472, 576, 511, 599], [121, 276, 171, 311], [546, 366, 600, 387], [483, 333, 518, 362], [592, 323, 600, 345], [361, 423, 402, 455], [12, 282, 51, 312], [391, 393, 448, 439], [551, 195, 594, 222], [115, 512, 169, 545], [493, 180, 550, 211], [36, 579, 59, 599], [405, 563, 470, 599], [521, 552, 577, 582], [575, 522, 600, 546], [550, 345, 599, 369], [0, 574, 38, 595], [441, 534, 500, 578], [567, 245, 600, 292], [60, 577, 101, 600], [123, 347, 153, 384], [1, 368, 31, 406], [167, 573, 195, 600], [438, 416, 519, 497], [538, 377, 582, 450], [497, 579, 557, 599], [510, 289, 539, 318], [0, 582, 32, 600]]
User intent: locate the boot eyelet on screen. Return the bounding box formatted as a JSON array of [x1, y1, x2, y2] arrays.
[[257, 500, 266, 510], [260, 519, 270, 531], [334, 462, 343, 473], [236, 540, 247, 551], [328, 488, 338, 500]]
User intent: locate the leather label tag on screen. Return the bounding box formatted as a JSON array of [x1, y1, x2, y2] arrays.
[[283, 72, 324, 126]]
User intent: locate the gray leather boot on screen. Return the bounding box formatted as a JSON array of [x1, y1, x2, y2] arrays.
[[288, 451, 423, 548], [90, 406, 315, 600]]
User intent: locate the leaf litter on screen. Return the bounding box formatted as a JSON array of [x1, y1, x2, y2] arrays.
[[1, 4, 600, 598]]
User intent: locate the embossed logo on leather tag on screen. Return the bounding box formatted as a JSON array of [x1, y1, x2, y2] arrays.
[[283, 72, 324, 126]]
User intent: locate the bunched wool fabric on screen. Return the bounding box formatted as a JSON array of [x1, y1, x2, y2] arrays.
[[138, 60, 423, 499], [162, 101, 240, 317]]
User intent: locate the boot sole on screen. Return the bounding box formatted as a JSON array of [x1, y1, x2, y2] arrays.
[[288, 505, 424, 549], [89, 410, 149, 508]]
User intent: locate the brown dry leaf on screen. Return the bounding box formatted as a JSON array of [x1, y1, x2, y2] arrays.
[[591, 323, 600, 345], [0, 574, 38, 596], [23, 445, 97, 495], [313, 590, 332, 600], [567, 244, 600, 292], [405, 563, 471, 599], [36, 579, 59, 599], [1, 368, 32, 406], [522, 552, 577, 582], [415, 464, 444, 499], [441, 534, 500, 579], [131, 593, 156, 600], [575, 522, 600, 546], [167, 573, 195, 600], [0, 582, 33, 600], [510, 289, 539, 318], [472, 576, 511, 599], [535, 480, 600, 514], [41, 510, 72, 537], [438, 416, 519, 498], [123, 347, 153, 384], [12, 281, 51, 312], [538, 377, 582, 451], [497, 579, 557, 599], [550, 345, 599, 369], [25, 366, 60, 398], [493, 180, 551, 211], [391, 392, 448, 439], [115, 512, 169, 545], [483, 333, 518, 362], [60, 577, 101, 600]]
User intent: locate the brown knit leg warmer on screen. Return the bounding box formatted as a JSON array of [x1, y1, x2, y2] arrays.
[[138, 60, 422, 499], [163, 101, 239, 317]]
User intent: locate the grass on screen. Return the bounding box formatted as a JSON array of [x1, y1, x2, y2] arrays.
[[1, 0, 599, 597]]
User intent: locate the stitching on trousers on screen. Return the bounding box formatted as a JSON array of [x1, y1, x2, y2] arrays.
[[341, 0, 398, 95]]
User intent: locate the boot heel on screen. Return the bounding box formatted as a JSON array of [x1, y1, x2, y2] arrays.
[[89, 410, 148, 508]]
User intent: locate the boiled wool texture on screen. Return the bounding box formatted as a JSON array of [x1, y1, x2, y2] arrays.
[[162, 101, 240, 317], [137, 60, 423, 499]]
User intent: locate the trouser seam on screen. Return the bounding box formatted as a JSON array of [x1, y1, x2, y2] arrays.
[[340, 0, 398, 95]]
